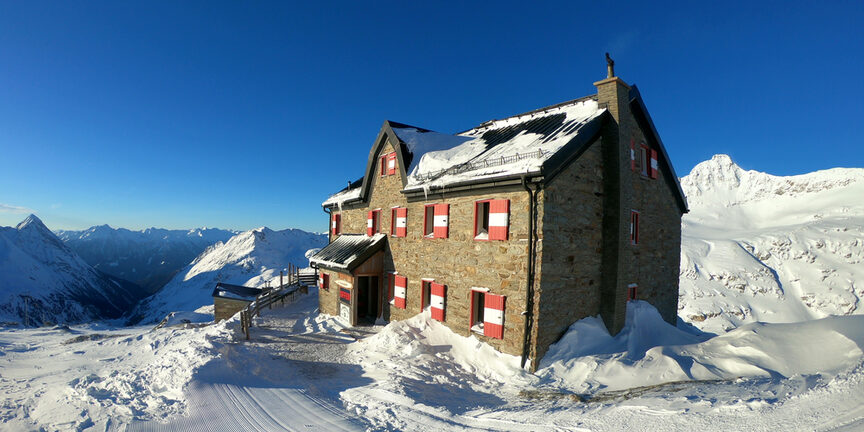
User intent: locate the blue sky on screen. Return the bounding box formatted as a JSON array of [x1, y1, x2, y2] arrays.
[[1, 1, 862, 232]]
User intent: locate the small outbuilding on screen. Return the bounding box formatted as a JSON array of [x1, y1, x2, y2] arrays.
[[212, 283, 262, 322]]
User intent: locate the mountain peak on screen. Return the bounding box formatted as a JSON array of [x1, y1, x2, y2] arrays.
[[16, 214, 49, 232]]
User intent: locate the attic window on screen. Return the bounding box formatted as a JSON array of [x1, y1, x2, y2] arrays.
[[639, 143, 650, 177], [380, 152, 397, 176]]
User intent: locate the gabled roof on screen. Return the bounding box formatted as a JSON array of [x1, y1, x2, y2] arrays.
[[628, 85, 689, 213], [309, 233, 386, 272], [211, 283, 262, 301], [322, 96, 607, 207]]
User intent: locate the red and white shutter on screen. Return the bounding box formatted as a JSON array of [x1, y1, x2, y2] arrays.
[[484, 294, 505, 339], [395, 207, 407, 237], [318, 273, 325, 289], [630, 139, 636, 171], [430, 283, 446, 321], [330, 214, 337, 236], [387, 152, 397, 175], [650, 149, 658, 179], [393, 275, 407, 309], [367, 210, 374, 236], [433, 204, 449, 238], [488, 199, 510, 240]]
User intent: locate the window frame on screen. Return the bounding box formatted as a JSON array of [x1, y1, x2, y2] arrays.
[[627, 283, 638, 301], [371, 209, 381, 234], [639, 142, 650, 177], [422, 204, 435, 238], [379, 155, 387, 176], [630, 210, 640, 245], [469, 287, 488, 334], [474, 200, 491, 240]]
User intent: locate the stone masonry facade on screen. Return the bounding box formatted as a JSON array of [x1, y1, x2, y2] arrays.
[[317, 74, 685, 370]]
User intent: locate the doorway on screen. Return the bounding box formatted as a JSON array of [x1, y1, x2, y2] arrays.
[[356, 275, 380, 324]]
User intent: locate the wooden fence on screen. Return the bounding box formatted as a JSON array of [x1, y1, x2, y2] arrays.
[[239, 264, 317, 340]]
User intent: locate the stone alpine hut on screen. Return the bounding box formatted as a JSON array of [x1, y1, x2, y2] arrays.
[[310, 60, 688, 371]]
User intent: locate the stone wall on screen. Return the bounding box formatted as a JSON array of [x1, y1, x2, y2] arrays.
[[214, 297, 251, 322], [324, 139, 534, 357], [532, 139, 605, 365]]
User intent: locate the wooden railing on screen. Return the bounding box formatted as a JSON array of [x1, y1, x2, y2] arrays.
[[239, 264, 317, 340]]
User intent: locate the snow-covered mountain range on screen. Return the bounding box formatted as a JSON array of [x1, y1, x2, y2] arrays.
[[679, 154, 864, 333], [0, 215, 139, 324], [129, 227, 327, 324], [56, 226, 236, 295]]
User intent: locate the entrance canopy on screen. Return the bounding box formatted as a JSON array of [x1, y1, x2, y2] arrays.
[[309, 233, 387, 273]]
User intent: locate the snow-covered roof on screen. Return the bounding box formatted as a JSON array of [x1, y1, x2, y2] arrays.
[[402, 97, 605, 191], [322, 96, 606, 206], [309, 233, 386, 271], [210, 283, 262, 301]]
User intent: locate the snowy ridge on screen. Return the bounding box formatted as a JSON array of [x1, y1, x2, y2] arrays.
[[57, 225, 237, 294], [0, 215, 138, 324], [680, 155, 864, 332], [129, 227, 327, 324]]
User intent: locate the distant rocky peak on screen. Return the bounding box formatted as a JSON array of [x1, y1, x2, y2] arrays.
[[16, 214, 51, 234]]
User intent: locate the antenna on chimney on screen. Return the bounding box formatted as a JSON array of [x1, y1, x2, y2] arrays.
[[605, 53, 615, 78]]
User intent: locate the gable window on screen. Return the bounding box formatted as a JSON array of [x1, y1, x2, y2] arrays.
[[628, 283, 638, 301], [391, 207, 407, 237], [331, 213, 341, 237], [423, 204, 449, 239], [367, 209, 381, 236], [474, 199, 509, 241], [380, 152, 397, 176], [630, 210, 639, 245]]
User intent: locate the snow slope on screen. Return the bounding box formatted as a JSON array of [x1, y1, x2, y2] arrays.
[[129, 227, 327, 324], [680, 155, 864, 333], [57, 226, 236, 295], [0, 215, 139, 325], [5, 293, 862, 431]]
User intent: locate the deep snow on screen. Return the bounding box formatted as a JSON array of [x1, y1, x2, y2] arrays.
[[2, 293, 862, 431]]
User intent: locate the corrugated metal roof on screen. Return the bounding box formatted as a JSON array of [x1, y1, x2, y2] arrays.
[[309, 233, 386, 271]]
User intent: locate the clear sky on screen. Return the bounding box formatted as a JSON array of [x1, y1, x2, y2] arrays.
[[1, 1, 862, 232]]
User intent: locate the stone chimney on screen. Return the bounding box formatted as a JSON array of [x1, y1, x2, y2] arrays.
[[593, 53, 636, 336], [593, 53, 631, 123]]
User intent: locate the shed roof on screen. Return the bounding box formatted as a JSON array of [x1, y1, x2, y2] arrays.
[[309, 233, 386, 272], [211, 283, 262, 301]]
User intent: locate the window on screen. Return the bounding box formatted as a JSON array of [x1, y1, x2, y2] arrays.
[[423, 203, 449, 239], [639, 143, 650, 177], [470, 290, 485, 333], [367, 209, 381, 236], [421, 280, 432, 310], [380, 152, 397, 176], [391, 207, 407, 237], [630, 210, 639, 245], [423, 205, 435, 237], [471, 289, 505, 339], [319, 273, 330, 290], [474, 199, 509, 241], [331, 213, 341, 237], [628, 284, 638, 301]]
